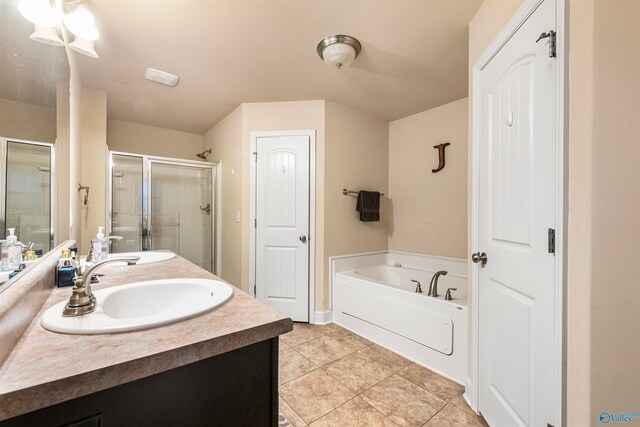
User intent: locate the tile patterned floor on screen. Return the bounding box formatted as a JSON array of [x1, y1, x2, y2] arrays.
[[278, 323, 488, 427]]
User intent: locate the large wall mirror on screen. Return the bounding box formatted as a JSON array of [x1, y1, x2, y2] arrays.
[[0, 0, 70, 287]]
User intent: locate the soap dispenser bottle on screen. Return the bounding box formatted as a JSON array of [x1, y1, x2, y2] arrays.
[[6, 229, 22, 269], [92, 227, 104, 263], [99, 227, 109, 261]]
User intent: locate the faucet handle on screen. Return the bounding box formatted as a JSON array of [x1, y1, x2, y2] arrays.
[[411, 279, 422, 293], [445, 288, 458, 300]]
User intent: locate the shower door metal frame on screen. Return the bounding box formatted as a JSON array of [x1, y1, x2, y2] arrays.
[[107, 151, 220, 274], [0, 137, 56, 249]]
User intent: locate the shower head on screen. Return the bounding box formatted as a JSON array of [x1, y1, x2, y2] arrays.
[[196, 149, 212, 160]]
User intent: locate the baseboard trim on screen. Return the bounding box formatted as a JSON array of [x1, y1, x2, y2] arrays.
[[312, 310, 332, 325]]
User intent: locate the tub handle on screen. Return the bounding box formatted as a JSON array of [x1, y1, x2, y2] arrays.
[[411, 280, 422, 293], [445, 288, 458, 301]]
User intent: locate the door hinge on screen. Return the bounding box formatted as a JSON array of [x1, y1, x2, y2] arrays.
[[254, 285, 256, 295], [254, 218, 257, 228], [548, 228, 556, 254], [536, 30, 556, 58], [253, 151, 257, 162]]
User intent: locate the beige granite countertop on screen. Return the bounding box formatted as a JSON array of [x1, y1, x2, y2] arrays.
[[0, 255, 292, 421]]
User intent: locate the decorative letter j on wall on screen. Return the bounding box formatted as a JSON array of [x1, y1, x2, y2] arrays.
[[432, 142, 450, 173]]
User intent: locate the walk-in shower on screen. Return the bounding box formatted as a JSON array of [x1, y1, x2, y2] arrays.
[[108, 151, 219, 273], [0, 138, 55, 254]]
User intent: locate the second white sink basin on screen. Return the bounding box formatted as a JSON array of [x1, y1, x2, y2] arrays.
[[41, 278, 233, 334], [107, 251, 176, 266]]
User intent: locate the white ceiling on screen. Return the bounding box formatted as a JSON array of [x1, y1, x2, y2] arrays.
[[77, 0, 482, 134]]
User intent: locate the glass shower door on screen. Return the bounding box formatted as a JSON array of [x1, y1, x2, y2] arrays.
[[111, 154, 144, 253], [149, 162, 213, 271], [2, 141, 53, 253]]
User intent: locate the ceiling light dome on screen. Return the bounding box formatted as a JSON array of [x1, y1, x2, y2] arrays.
[[64, 5, 99, 41], [317, 35, 362, 69], [18, 0, 60, 27]]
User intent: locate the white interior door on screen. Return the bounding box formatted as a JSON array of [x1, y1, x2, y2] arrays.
[[477, 1, 557, 426], [255, 134, 310, 322]]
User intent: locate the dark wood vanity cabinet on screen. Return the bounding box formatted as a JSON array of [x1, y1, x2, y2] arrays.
[[0, 339, 279, 427]]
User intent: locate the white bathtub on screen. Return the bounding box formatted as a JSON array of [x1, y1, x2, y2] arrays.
[[332, 252, 467, 384]]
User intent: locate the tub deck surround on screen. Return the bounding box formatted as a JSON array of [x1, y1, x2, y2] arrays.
[[331, 251, 468, 384], [0, 255, 292, 421]]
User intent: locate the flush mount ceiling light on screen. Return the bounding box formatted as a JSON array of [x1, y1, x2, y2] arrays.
[[317, 35, 362, 69], [145, 68, 180, 87]]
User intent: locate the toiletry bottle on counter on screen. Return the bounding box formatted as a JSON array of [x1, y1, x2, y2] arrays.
[[6, 228, 22, 269], [99, 227, 109, 261], [0, 240, 9, 272], [8, 263, 26, 279], [57, 248, 75, 287], [92, 227, 105, 263]]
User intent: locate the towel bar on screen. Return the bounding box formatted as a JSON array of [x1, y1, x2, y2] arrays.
[[342, 188, 385, 196]]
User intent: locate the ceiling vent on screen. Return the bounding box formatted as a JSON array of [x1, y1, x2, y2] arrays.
[[145, 68, 179, 87]]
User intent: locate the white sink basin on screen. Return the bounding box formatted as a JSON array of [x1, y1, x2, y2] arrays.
[[41, 278, 233, 334], [106, 251, 176, 266]]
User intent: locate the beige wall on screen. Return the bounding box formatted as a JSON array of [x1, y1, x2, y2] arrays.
[[0, 98, 56, 143], [324, 101, 389, 310], [206, 100, 389, 313], [241, 101, 326, 302], [589, 0, 640, 421], [107, 119, 204, 160], [79, 88, 107, 252], [203, 106, 243, 286], [389, 98, 468, 258], [567, 1, 593, 424]]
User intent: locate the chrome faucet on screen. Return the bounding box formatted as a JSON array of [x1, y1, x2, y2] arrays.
[[428, 270, 448, 298], [62, 256, 139, 317], [411, 279, 422, 293]]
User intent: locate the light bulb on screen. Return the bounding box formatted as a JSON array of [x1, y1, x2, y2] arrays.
[[17, 0, 60, 27], [63, 5, 99, 41]]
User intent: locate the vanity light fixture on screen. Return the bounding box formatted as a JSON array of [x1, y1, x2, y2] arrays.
[[316, 35, 362, 69], [16, 0, 101, 58], [145, 68, 180, 87]]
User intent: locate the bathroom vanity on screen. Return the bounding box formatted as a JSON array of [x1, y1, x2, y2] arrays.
[[0, 255, 292, 426]]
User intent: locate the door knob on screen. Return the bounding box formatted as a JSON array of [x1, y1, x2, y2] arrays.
[[299, 235, 307, 243], [471, 252, 487, 266]]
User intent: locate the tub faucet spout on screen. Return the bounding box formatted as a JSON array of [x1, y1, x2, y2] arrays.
[[428, 271, 448, 298]]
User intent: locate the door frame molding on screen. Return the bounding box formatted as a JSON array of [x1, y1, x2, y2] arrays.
[[467, 0, 567, 425], [249, 130, 316, 324]]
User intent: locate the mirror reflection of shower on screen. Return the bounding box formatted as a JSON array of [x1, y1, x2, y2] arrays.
[[195, 149, 211, 160]]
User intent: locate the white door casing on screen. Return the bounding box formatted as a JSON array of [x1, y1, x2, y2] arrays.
[[254, 133, 311, 322], [476, 0, 557, 426]]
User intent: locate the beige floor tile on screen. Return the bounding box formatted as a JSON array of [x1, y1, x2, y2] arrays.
[[361, 375, 446, 426], [358, 344, 411, 372], [295, 336, 356, 366], [280, 370, 355, 424], [280, 348, 318, 385], [397, 363, 464, 401], [315, 322, 349, 336], [309, 396, 398, 427], [448, 395, 486, 423], [323, 352, 395, 394], [330, 330, 373, 351], [282, 324, 326, 347], [280, 397, 307, 427], [280, 340, 292, 352], [424, 403, 488, 427]]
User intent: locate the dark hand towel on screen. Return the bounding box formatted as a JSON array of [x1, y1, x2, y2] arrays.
[[356, 191, 381, 222]]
